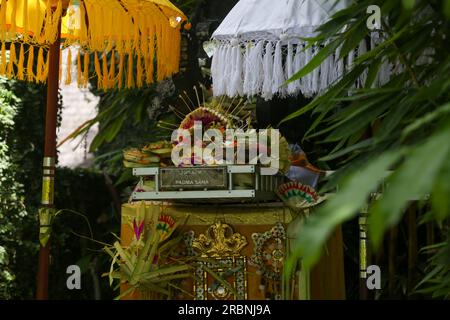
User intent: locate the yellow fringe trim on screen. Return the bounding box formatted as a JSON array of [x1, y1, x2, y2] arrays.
[[127, 53, 133, 89], [26, 45, 34, 81], [0, 42, 6, 75], [65, 48, 72, 85], [17, 43, 25, 80], [109, 50, 115, 87], [94, 51, 102, 89], [0, 0, 186, 89], [102, 52, 108, 89], [7, 43, 16, 78], [118, 52, 124, 89], [83, 52, 89, 87], [42, 47, 49, 80], [76, 50, 82, 86]]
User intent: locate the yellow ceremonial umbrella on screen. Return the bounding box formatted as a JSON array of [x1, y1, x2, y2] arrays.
[[0, 0, 186, 299]]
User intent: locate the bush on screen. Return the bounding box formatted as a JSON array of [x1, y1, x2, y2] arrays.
[[1, 78, 116, 299]]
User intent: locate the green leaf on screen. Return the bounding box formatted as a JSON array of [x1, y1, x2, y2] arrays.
[[319, 138, 374, 161], [431, 158, 450, 222], [139, 265, 190, 281], [114, 169, 134, 186], [288, 151, 402, 272], [279, 64, 366, 124], [89, 132, 107, 153], [354, 26, 408, 64], [325, 95, 396, 142], [402, 103, 450, 139], [339, 20, 368, 60], [364, 58, 382, 89], [105, 114, 127, 143], [369, 123, 450, 248], [402, 0, 415, 10], [444, 0, 450, 19], [285, 39, 341, 84]]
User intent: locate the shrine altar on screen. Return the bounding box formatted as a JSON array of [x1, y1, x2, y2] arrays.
[[120, 201, 345, 300]]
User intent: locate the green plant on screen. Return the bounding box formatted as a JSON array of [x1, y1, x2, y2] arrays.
[[282, 0, 450, 299], [415, 234, 450, 299], [104, 205, 191, 300], [0, 85, 23, 299]]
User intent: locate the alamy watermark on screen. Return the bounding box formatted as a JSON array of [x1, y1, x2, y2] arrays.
[[171, 122, 280, 175], [367, 5, 382, 30], [366, 265, 381, 290], [66, 265, 81, 290]]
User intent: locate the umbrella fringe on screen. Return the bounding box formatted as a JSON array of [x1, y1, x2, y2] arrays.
[[65, 47, 72, 85], [310, 46, 320, 94], [136, 53, 143, 88], [0, 1, 7, 39], [118, 52, 124, 89], [94, 51, 102, 89], [357, 39, 368, 88], [210, 44, 224, 96], [76, 50, 82, 86], [102, 51, 108, 89], [292, 43, 303, 93], [109, 50, 116, 88], [243, 40, 264, 97], [43, 47, 49, 81], [0, 0, 185, 89], [262, 41, 274, 100], [230, 43, 243, 96], [6, 42, 16, 78], [155, 24, 163, 82], [0, 42, 6, 75], [223, 45, 232, 95], [17, 43, 25, 80], [286, 42, 296, 95], [211, 35, 397, 99], [26, 45, 34, 81], [147, 31, 155, 85], [127, 52, 134, 89], [83, 51, 89, 87], [271, 41, 285, 97]]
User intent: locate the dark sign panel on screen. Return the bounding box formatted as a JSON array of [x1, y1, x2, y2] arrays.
[[160, 167, 227, 190]]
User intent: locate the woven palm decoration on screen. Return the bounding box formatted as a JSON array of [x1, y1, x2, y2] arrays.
[[276, 181, 324, 211]]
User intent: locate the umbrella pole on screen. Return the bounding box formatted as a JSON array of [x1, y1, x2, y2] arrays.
[[36, 20, 62, 301]]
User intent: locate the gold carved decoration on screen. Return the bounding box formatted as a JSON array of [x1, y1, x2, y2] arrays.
[[192, 222, 247, 257]]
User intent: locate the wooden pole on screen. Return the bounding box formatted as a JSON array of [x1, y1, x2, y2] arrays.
[[36, 16, 62, 301], [359, 214, 370, 300]]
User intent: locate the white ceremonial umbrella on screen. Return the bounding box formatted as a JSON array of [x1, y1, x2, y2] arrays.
[[210, 0, 387, 100]]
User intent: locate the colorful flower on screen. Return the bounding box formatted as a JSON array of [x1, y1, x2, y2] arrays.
[[133, 218, 145, 241]]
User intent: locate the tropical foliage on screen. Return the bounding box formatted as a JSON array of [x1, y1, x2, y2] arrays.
[[0, 78, 118, 299], [283, 0, 450, 298], [0, 85, 23, 298], [0, 79, 47, 299], [104, 205, 191, 300]]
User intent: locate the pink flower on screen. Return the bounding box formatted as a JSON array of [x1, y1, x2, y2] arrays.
[[133, 219, 145, 241]]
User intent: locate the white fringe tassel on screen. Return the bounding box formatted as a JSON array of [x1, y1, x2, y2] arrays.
[[211, 35, 394, 99], [272, 41, 285, 97], [262, 42, 274, 100]]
